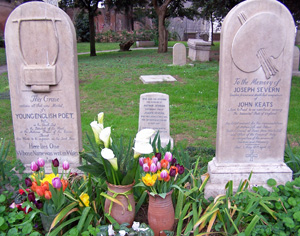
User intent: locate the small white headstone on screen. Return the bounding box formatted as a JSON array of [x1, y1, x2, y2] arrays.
[[173, 43, 186, 66], [292, 46, 300, 76], [138, 93, 173, 148]]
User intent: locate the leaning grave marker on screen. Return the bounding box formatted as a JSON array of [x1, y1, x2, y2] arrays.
[[5, 2, 82, 172], [138, 93, 173, 148], [205, 0, 295, 198]]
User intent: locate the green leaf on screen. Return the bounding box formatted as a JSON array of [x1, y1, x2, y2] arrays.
[[22, 223, 33, 234], [267, 178, 277, 187], [76, 207, 91, 232], [288, 197, 297, 206], [245, 215, 260, 236], [283, 217, 295, 228], [293, 211, 300, 222], [0, 195, 6, 203], [0, 217, 4, 227], [49, 216, 81, 236]]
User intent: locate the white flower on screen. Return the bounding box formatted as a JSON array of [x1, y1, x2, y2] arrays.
[[100, 127, 112, 148], [133, 129, 155, 158], [119, 230, 126, 236], [108, 224, 115, 235], [90, 121, 103, 145], [101, 148, 118, 171], [98, 112, 104, 125], [132, 221, 140, 231], [135, 129, 155, 141], [139, 227, 149, 232]]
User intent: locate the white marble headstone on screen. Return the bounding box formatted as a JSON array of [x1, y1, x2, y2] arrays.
[[5, 2, 82, 173], [205, 0, 294, 198], [173, 43, 186, 66], [138, 93, 173, 148]]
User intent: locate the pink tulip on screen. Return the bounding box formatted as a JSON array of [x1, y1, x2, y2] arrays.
[[30, 161, 39, 172], [152, 157, 158, 164], [156, 162, 162, 170], [150, 163, 157, 173], [52, 177, 62, 189], [37, 158, 45, 167], [143, 163, 150, 172], [139, 157, 145, 166], [160, 170, 168, 179], [62, 161, 69, 170], [164, 152, 172, 162]]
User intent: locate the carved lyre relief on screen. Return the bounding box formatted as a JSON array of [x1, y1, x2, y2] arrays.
[[13, 17, 61, 92], [231, 11, 286, 79]]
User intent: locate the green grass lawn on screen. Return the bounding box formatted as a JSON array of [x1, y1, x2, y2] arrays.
[[0, 42, 299, 161], [0, 48, 6, 66]]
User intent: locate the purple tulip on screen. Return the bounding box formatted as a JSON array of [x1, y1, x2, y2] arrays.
[[150, 163, 157, 173], [143, 163, 150, 172], [30, 162, 39, 172], [25, 177, 32, 187], [171, 158, 177, 165], [35, 200, 43, 209], [152, 157, 158, 164], [62, 161, 69, 170], [169, 168, 177, 177], [164, 152, 172, 162], [52, 177, 62, 189], [52, 158, 59, 167], [178, 165, 185, 175], [37, 158, 45, 167], [28, 192, 35, 202], [155, 153, 162, 161], [139, 157, 145, 167], [156, 162, 162, 170], [160, 170, 168, 179]]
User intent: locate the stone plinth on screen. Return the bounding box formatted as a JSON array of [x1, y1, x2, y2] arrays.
[[187, 39, 211, 62], [296, 30, 300, 45], [205, 0, 294, 198], [293, 46, 300, 77]]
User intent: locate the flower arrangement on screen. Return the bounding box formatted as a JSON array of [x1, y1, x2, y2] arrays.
[[80, 112, 155, 186], [23, 158, 70, 216], [136, 151, 186, 198]]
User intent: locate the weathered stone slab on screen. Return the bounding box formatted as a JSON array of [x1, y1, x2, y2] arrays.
[[205, 0, 294, 198], [5, 2, 82, 173], [138, 93, 173, 148], [173, 43, 186, 66], [296, 29, 300, 46], [187, 39, 211, 61], [136, 41, 155, 47], [139, 75, 177, 84]]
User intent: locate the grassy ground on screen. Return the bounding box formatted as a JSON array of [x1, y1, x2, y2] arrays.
[[0, 48, 6, 66], [0, 42, 299, 161]]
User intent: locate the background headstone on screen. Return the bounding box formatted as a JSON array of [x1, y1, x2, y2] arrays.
[[173, 43, 186, 66], [139, 75, 177, 84], [205, 0, 294, 198], [292, 46, 300, 76], [138, 93, 173, 148], [5, 2, 82, 173], [187, 39, 211, 61], [295, 29, 300, 46]]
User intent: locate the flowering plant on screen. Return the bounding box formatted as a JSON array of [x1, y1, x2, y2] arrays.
[[79, 112, 155, 186], [23, 158, 69, 216], [136, 151, 186, 198]]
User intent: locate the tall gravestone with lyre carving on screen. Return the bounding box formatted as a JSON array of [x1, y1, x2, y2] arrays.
[[5, 2, 82, 172], [205, 0, 295, 198]]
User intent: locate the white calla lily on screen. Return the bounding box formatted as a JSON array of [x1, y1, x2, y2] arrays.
[[133, 141, 153, 158], [101, 148, 118, 171], [100, 127, 111, 148], [135, 129, 156, 141], [90, 121, 103, 145], [97, 112, 104, 125]]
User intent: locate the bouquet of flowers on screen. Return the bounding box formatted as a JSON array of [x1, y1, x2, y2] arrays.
[[23, 158, 70, 216], [136, 151, 186, 198], [80, 112, 155, 186]]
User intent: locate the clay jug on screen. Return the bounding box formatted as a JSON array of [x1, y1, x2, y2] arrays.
[[147, 190, 175, 236], [104, 181, 135, 226]]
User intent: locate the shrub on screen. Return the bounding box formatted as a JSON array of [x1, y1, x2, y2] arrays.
[[75, 11, 90, 42]]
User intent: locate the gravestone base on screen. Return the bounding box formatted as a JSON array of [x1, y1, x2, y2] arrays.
[[187, 39, 211, 62], [292, 71, 300, 77], [204, 158, 292, 198]]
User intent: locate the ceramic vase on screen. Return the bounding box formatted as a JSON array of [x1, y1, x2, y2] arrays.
[[147, 190, 175, 236], [104, 181, 135, 226]]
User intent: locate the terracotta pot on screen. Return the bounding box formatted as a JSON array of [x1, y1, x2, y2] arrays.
[[104, 181, 135, 226], [147, 190, 175, 236]]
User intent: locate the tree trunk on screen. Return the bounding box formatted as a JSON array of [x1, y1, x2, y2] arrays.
[[89, 11, 96, 57], [157, 13, 168, 53], [210, 13, 214, 46]]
